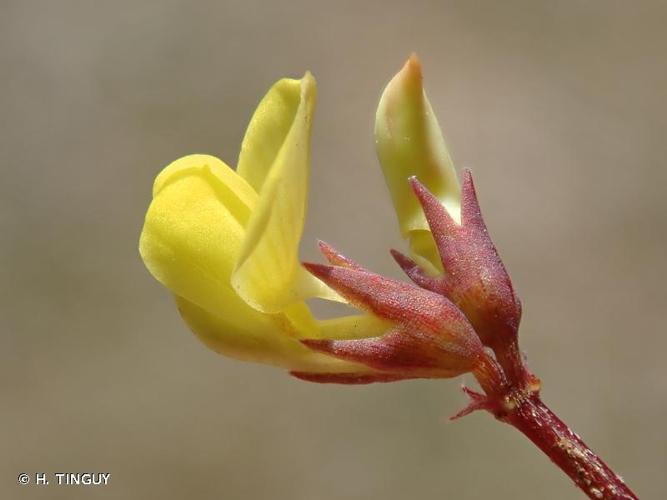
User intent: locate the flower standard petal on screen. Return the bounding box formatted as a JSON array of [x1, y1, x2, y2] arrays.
[[232, 72, 338, 313], [237, 77, 303, 193]]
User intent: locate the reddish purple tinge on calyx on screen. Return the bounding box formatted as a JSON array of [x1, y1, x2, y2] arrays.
[[291, 173, 638, 500], [295, 172, 531, 395]]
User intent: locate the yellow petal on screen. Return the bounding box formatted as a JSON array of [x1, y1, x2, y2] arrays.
[[237, 76, 302, 193], [317, 314, 393, 340], [375, 55, 461, 270], [408, 229, 444, 275], [232, 72, 339, 313], [153, 154, 257, 212], [139, 154, 257, 315], [176, 295, 370, 373]]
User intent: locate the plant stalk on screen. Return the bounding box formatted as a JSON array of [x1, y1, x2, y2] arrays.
[[497, 394, 637, 499]]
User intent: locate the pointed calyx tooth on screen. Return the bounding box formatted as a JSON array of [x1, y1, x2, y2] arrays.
[[317, 240, 364, 270], [409, 176, 460, 234], [460, 169, 486, 229], [408, 176, 462, 273], [302, 262, 462, 331], [389, 249, 442, 292], [406, 172, 522, 349]]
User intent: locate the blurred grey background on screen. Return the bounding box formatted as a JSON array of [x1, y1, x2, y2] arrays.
[[2, 1, 665, 498]]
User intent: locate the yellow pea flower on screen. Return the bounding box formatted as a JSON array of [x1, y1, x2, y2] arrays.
[[139, 73, 387, 374], [137, 59, 639, 499], [375, 55, 461, 276]]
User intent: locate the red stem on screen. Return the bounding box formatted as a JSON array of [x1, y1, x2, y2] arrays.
[[498, 394, 637, 500]]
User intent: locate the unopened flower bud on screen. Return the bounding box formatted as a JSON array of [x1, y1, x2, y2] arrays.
[[375, 55, 461, 274]]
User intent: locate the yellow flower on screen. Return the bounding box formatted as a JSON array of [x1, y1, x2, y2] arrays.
[[139, 73, 387, 373], [375, 54, 461, 276]]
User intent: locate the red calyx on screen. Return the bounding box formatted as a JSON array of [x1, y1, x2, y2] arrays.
[[296, 172, 537, 402], [393, 172, 536, 389], [301, 258, 487, 380]]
